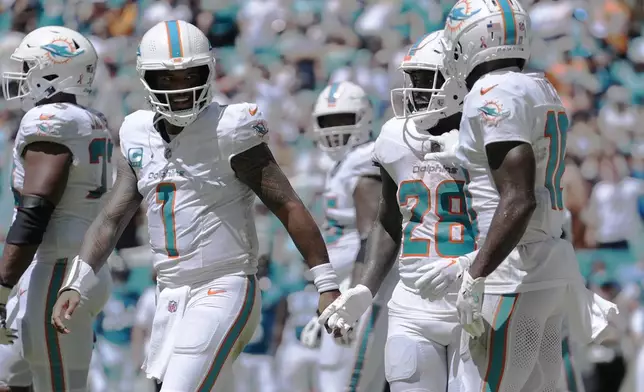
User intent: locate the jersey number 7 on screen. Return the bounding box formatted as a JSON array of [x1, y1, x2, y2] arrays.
[[398, 179, 478, 258], [156, 183, 179, 258]]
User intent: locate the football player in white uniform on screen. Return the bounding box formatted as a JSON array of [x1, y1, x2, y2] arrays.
[[319, 30, 473, 392], [0, 26, 112, 391], [50, 20, 341, 392], [303, 81, 392, 392], [431, 0, 617, 390]]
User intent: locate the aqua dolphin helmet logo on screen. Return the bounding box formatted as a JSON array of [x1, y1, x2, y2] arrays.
[[446, 0, 481, 32], [40, 38, 85, 64]]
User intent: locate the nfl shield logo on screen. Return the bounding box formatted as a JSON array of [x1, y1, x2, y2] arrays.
[[167, 300, 178, 313], [430, 141, 442, 152]]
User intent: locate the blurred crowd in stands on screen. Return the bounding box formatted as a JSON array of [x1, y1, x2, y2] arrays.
[[1, 0, 644, 391]]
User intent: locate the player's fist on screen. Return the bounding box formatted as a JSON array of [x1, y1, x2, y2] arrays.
[[317, 290, 341, 322], [318, 285, 372, 338], [0, 306, 17, 345], [0, 285, 17, 345], [300, 316, 322, 348], [415, 251, 475, 301], [424, 129, 460, 162], [456, 271, 485, 338], [51, 289, 81, 334]]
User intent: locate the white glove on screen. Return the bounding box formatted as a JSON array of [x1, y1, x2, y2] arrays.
[[318, 284, 373, 338], [334, 330, 355, 346], [0, 285, 17, 345], [415, 252, 474, 301], [300, 316, 322, 348], [423, 129, 460, 162], [456, 270, 485, 338]]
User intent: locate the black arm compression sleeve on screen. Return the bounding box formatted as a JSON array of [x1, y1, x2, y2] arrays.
[[5, 195, 55, 246]]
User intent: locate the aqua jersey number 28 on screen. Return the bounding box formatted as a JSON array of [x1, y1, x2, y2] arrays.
[[397, 179, 477, 258], [87, 138, 114, 199], [156, 183, 179, 258], [544, 111, 568, 210]]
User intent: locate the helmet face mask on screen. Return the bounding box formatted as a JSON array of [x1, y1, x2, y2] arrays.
[[136, 20, 215, 127], [391, 30, 466, 130], [312, 82, 372, 161], [143, 65, 210, 115], [1, 26, 97, 110]]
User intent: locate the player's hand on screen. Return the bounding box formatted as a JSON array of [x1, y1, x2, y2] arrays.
[[51, 289, 81, 334], [0, 304, 17, 345], [300, 316, 322, 348], [0, 285, 17, 345], [456, 270, 485, 338], [318, 285, 372, 338], [424, 129, 460, 162], [334, 330, 354, 346], [415, 253, 473, 301]]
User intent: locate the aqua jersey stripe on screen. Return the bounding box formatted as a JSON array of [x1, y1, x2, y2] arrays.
[[165, 20, 183, 58], [349, 303, 382, 391], [484, 294, 518, 392], [45, 261, 68, 391], [497, 0, 516, 45], [198, 276, 256, 391], [327, 83, 339, 106], [562, 338, 579, 392], [156, 183, 178, 257]]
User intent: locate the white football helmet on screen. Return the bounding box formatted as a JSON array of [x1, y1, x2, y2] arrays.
[[137, 20, 215, 127], [2, 26, 97, 110], [442, 0, 531, 81], [312, 81, 373, 161], [391, 30, 466, 130]]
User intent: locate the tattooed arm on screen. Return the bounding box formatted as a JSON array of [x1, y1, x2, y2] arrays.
[[77, 152, 143, 272], [468, 141, 537, 279], [0, 142, 72, 288], [231, 142, 340, 315], [231, 143, 330, 269], [357, 166, 401, 295], [349, 174, 382, 288], [52, 152, 143, 333]]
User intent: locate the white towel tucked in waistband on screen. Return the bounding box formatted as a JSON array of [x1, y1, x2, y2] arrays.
[[142, 285, 190, 381]]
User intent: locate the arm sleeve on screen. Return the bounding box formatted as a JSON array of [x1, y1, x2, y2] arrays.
[[471, 83, 533, 146], [14, 109, 77, 156], [229, 103, 270, 159]]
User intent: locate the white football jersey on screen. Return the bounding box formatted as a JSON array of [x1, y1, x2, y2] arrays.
[[11, 103, 112, 263], [458, 70, 580, 293], [119, 102, 268, 287], [373, 118, 477, 293], [322, 142, 379, 245]]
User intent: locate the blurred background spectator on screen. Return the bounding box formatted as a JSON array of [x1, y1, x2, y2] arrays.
[[1, 0, 644, 391]]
